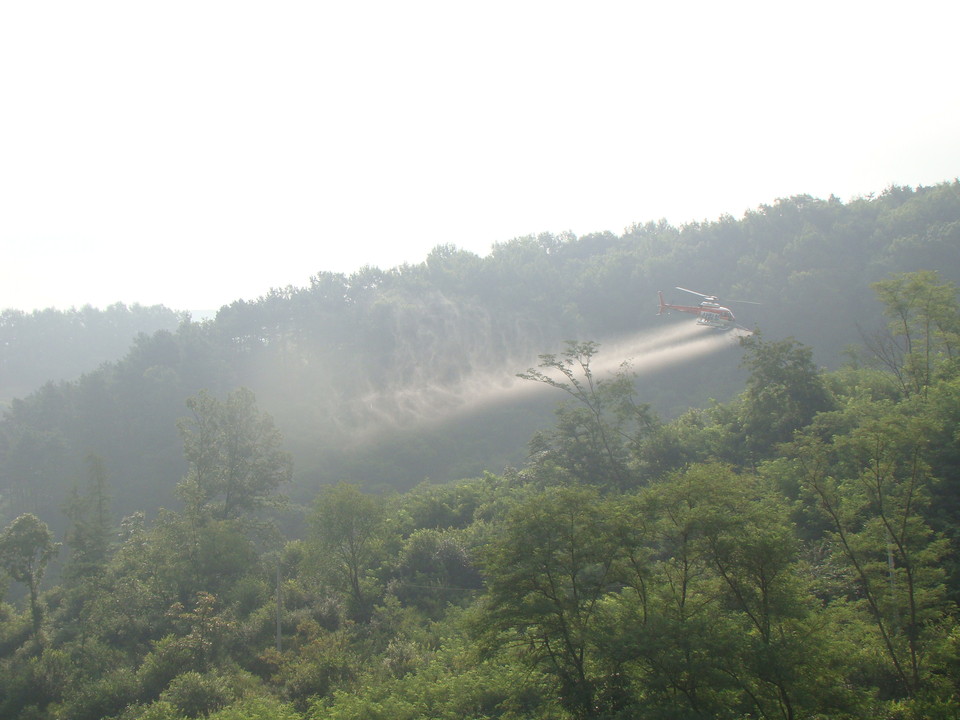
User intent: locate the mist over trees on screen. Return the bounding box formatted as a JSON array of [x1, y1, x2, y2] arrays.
[[1, 181, 960, 718], [0, 303, 183, 406], [1, 182, 959, 532], [1, 262, 960, 718]]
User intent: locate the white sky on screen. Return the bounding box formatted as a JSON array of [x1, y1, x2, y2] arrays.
[[2, 1, 958, 312]]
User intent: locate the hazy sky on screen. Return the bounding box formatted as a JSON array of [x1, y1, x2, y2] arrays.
[[2, 1, 958, 312]]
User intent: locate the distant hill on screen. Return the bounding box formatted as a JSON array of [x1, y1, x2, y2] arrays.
[[1, 181, 958, 531], [0, 303, 184, 405]]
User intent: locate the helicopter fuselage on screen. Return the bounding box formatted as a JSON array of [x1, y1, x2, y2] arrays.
[[657, 291, 736, 329]]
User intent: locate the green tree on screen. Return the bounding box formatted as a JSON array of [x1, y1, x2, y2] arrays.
[[55, 455, 116, 665], [692, 465, 825, 719], [600, 463, 852, 719], [520, 340, 655, 490], [0, 513, 59, 634], [624, 467, 742, 718], [739, 333, 833, 456], [391, 527, 483, 615], [477, 484, 627, 719], [63, 454, 113, 583], [176, 388, 292, 522], [789, 398, 951, 700], [309, 483, 386, 621], [868, 271, 960, 395]]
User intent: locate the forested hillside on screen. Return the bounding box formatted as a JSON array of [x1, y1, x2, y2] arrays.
[[0, 303, 183, 406], [0, 181, 959, 720], [1, 182, 958, 530], [1, 268, 959, 719]]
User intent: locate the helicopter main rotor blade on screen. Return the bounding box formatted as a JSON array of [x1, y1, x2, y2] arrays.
[[675, 286, 711, 299]]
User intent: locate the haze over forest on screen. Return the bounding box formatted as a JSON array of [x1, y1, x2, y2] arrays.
[[1, 179, 959, 719], [3, 181, 960, 516]]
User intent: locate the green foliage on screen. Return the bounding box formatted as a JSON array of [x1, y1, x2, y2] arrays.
[[3, 196, 960, 718], [62, 454, 113, 583], [739, 332, 834, 456], [308, 484, 386, 622], [208, 697, 302, 720], [786, 395, 952, 699], [477, 484, 629, 718], [270, 629, 360, 710], [390, 528, 482, 615], [3, 182, 960, 531], [118, 701, 187, 720], [0, 647, 73, 719], [392, 479, 485, 532], [160, 670, 235, 718], [520, 341, 657, 490], [176, 388, 292, 522], [867, 270, 960, 394], [312, 632, 560, 720], [57, 667, 139, 720], [0, 513, 59, 634], [138, 633, 203, 701], [0, 303, 182, 404]]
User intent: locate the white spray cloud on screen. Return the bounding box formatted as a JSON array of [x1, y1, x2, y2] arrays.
[[347, 321, 748, 436]]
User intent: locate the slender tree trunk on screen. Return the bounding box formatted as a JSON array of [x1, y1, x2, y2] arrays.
[[29, 576, 43, 635]]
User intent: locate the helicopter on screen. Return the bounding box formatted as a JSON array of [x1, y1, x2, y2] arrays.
[[657, 287, 758, 329]]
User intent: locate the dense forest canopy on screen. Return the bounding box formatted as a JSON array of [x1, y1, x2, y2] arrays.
[[0, 181, 959, 718], [0, 271, 959, 719]]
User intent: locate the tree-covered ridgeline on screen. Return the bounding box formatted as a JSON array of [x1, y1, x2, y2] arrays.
[[2, 182, 959, 533], [0, 271, 959, 719], [0, 303, 183, 406]]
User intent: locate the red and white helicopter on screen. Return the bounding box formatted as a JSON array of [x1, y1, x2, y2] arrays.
[[657, 287, 758, 330]]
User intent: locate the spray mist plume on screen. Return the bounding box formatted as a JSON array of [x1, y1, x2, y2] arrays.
[[344, 321, 750, 442]]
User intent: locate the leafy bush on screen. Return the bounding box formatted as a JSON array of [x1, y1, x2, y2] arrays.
[[160, 671, 234, 718], [208, 696, 303, 720], [58, 669, 139, 720]]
